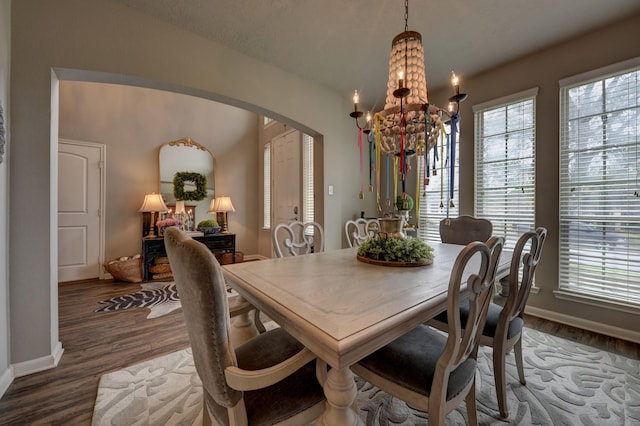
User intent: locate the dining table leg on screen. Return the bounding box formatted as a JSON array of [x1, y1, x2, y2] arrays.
[[315, 366, 364, 426]]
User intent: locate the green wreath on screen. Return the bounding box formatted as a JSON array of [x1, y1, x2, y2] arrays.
[[173, 172, 207, 201]]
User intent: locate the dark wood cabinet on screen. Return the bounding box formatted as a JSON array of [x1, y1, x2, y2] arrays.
[[142, 233, 236, 281]]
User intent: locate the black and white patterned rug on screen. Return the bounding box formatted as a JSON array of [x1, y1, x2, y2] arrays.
[[95, 282, 183, 319], [92, 328, 640, 425], [96, 282, 240, 319]]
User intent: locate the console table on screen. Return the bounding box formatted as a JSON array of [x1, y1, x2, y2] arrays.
[[142, 233, 236, 281]]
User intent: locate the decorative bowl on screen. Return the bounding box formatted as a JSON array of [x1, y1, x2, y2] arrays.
[[198, 226, 222, 235]]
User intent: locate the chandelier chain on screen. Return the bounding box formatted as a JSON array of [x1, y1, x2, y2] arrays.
[[404, 0, 409, 31]]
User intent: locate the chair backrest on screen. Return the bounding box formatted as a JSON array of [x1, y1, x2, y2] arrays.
[[439, 215, 493, 245], [439, 237, 503, 373], [163, 227, 241, 412], [345, 218, 379, 247], [501, 227, 547, 322], [272, 221, 324, 257]]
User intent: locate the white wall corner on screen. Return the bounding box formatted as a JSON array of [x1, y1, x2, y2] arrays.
[[12, 341, 64, 378], [0, 365, 14, 399]]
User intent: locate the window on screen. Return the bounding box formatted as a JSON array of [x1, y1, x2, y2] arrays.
[[302, 133, 314, 224], [263, 116, 275, 127], [474, 88, 537, 249], [417, 123, 459, 243], [559, 58, 640, 308], [263, 143, 271, 229]]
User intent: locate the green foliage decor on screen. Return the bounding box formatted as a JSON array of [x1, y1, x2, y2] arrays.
[[197, 219, 219, 228], [173, 172, 207, 201], [396, 194, 415, 211], [358, 236, 434, 263]]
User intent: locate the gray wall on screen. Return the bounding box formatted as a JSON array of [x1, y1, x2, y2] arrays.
[[9, 0, 362, 374], [59, 81, 260, 259], [429, 12, 640, 340]]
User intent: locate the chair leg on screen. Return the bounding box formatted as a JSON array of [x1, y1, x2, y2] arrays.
[[493, 344, 509, 418], [514, 335, 526, 385], [254, 309, 266, 333], [465, 379, 479, 426], [202, 396, 213, 426]]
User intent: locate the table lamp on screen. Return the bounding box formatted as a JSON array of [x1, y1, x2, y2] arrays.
[[139, 192, 168, 237], [208, 196, 235, 233]]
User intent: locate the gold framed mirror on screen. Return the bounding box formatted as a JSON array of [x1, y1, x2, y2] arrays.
[[159, 137, 215, 229]]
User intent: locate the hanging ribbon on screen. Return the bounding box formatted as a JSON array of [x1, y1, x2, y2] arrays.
[[369, 133, 374, 191], [400, 114, 406, 195], [440, 128, 445, 209], [393, 156, 398, 209], [358, 128, 364, 199], [375, 113, 384, 212], [385, 155, 390, 202], [449, 114, 459, 206]]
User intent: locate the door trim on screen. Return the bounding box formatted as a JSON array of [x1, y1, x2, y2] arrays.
[[59, 139, 106, 280]]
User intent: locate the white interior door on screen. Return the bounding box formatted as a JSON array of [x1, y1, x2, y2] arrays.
[[272, 130, 301, 250], [58, 140, 105, 282]]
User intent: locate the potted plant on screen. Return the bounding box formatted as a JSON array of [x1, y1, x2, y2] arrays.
[[197, 219, 221, 235], [357, 236, 434, 265]]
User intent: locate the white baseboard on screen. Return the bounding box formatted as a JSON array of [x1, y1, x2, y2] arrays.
[[525, 305, 640, 344], [12, 341, 64, 378], [0, 365, 14, 399]]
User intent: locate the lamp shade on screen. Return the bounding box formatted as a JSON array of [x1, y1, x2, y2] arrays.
[[208, 196, 235, 213], [138, 193, 168, 213], [175, 200, 186, 214]]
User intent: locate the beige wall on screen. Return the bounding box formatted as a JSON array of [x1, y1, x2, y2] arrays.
[[10, 0, 363, 370], [59, 81, 260, 258], [430, 12, 640, 340]]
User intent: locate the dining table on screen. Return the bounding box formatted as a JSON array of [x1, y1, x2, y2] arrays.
[[222, 243, 512, 426]]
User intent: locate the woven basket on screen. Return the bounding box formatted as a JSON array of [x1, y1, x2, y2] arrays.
[[219, 252, 244, 265], [104, 257, 143, 283], [149, 263, 172, 274]]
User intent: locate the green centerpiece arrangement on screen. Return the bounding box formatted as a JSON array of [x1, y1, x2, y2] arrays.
[[357, 236, 434, 267], [197, 219, 221, 235]]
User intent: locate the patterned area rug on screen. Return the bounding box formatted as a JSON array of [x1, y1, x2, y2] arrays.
[[92, 329, 639, 425], [95, 282, 237, 319]]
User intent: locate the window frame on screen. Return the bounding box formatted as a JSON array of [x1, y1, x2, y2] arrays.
[[557, 57, 640, 311], [473, 87, 538, 250]]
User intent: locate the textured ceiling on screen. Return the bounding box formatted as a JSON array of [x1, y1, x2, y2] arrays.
[[107, 0, 640, 110]]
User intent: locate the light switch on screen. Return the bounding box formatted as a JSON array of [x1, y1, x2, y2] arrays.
[[328, 185, 334, 195]]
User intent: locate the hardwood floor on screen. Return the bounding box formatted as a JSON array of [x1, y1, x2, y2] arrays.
[[0, 278, 638, 425]]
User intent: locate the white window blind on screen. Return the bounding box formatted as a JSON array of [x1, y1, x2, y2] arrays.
[[263, 143, 271, 229], [302, 133, 314, 224], [474, 90, 537, 249], [417, 123, 460, 243], [559, 60, 640, 307]]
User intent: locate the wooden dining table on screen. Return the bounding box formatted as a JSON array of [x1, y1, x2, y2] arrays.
[[222, 243, 512, 426]]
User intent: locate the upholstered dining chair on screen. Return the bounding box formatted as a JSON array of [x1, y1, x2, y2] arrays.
[[351, 237, 504, 426], [272, 221, 324, 257], [164, 227, 325, 426], [345, 218, 379, 247], [430, 227, 547, 418], [440, 215, 493, 245]]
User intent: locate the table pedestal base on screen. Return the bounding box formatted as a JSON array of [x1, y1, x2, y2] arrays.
[[316, 367, 363, 426], [229, 312, 259, 347]]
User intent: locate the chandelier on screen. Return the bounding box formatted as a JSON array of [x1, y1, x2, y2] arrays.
[[350, 0, 467, 216]]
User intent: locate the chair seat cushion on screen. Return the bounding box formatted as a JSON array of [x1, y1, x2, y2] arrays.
[[356, 324, 476, 401], [235, 328, 325, 426], [433, 300, 524, 340]]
